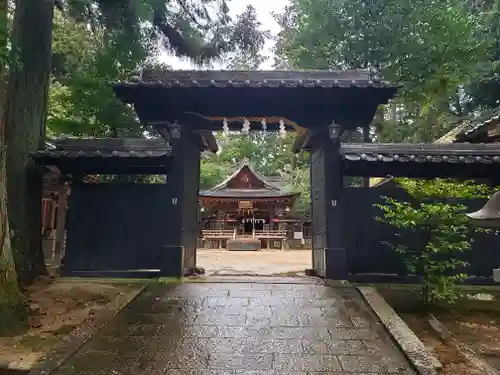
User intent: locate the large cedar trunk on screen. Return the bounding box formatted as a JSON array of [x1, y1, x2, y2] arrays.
[[4, 0, 54, 283], [0, 145, 25, 334], [0, 0, 25, 334]]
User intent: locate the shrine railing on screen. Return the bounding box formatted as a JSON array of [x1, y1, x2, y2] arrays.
[[201, 229, 287, 240], [252, 230, 287, 239], [202, 229, 236, 240]]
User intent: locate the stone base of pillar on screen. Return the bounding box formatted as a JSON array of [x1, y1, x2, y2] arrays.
[[305, 268, 324, 277], [493, 268, 500, 282]]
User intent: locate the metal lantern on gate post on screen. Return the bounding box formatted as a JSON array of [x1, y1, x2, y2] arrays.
[[328, 122, 343, 140], [466, 190, 500, 282], [168, 122, 181, 139]]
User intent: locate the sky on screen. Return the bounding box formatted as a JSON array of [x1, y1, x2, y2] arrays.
[[160, 0, 290, 70]]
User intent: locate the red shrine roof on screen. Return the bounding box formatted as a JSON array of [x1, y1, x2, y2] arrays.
[[199, 164, 299, 200]]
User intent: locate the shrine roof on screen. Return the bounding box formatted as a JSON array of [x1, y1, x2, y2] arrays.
[[457, 108, 500, 141], [200, 189, 299, 199], [418, 108, 500, 146], [113, 68, 396, 89], [199, 163, 299, 199]]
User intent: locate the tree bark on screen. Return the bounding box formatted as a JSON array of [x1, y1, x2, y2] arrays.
[[0, 145, 25, 335], [0, 0, 25, 335], [4, 0, 54, 284]]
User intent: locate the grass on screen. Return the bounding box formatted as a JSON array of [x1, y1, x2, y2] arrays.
[[371, 283, 500, 314], [58, 277, 160, 285], [157, 277, 182, 284]]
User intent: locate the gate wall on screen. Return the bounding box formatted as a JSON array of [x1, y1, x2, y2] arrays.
[[342, 187, 500, 283], [64, 183, 182, 278]]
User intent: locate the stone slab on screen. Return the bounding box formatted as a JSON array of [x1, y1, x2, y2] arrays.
[[358, 286, 442, 375]]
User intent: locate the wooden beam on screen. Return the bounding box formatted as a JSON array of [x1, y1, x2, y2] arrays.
[[199, 130, 218, 153], [292, 133, 311, 153]]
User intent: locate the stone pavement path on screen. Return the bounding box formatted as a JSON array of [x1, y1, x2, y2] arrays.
[[52, 278, 415, 375]]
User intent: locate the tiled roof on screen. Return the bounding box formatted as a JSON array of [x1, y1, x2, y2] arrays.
[[438, 107, 500, 141], [343, 143, 500, 165], [35, 149, 170, 158], [32, 138, 172, 159], [113, 69, 397, 89], [462, 113, 500, 138], [369, 111, 500, 187]]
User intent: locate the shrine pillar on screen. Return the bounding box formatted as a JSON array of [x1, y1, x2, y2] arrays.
[[216, 210, 222, 249], [165, 123, 201, 276], [309, 123, 347, 279]]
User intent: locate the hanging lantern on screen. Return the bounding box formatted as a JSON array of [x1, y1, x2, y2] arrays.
[[222, 118, 229, 137], [261, 118, 267, 136], [242, 118, 251, 133], [279, 119, 287, 138]]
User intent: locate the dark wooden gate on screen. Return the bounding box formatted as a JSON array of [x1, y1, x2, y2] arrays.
[[310, 147, 327, 275], [63, 183, 182, 278]]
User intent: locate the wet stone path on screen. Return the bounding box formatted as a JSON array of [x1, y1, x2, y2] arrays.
[[52, 278, 415, 375]]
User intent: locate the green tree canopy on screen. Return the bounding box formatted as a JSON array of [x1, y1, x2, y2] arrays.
[[274, 0, 492, 142]]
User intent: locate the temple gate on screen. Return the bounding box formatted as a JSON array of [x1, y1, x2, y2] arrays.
[[32, 68, 500, 280], [112, 69, 397, 278]]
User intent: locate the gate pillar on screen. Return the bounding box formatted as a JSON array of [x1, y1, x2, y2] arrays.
[[165, 123, 201, 276], [309, 123, 347, 280]]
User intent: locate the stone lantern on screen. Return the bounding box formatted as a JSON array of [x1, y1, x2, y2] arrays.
[[466, 191, 500, 281]]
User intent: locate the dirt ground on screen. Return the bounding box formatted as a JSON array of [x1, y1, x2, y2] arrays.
[[197, 249, 312, 276], [0, 278, 137, 369], [378, 286, 500, 375]]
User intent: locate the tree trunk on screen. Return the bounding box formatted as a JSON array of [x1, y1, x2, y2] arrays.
[[4, 0, 54, 284], [0, 145, 25, 335], [0, 0, 25, 336]]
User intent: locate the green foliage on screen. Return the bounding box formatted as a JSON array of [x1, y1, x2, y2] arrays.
[[224, 5, 271, 70], [200, 154, 229, 190], [284, 165, 310, 216], [274, 0, 493, 141], [376, 179, 495, 305], [48, 2, 271, 137], [397, 179, 495, 199], [48, 10, 146, 136]]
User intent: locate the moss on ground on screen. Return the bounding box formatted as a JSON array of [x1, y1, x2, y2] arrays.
[[0, 303, 27, 337]]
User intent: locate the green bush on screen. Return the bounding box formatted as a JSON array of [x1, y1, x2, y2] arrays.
[[376, 179, 495, 305]]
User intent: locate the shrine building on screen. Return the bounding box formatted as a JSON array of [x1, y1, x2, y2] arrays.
[[199, 163, 301, 251]]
